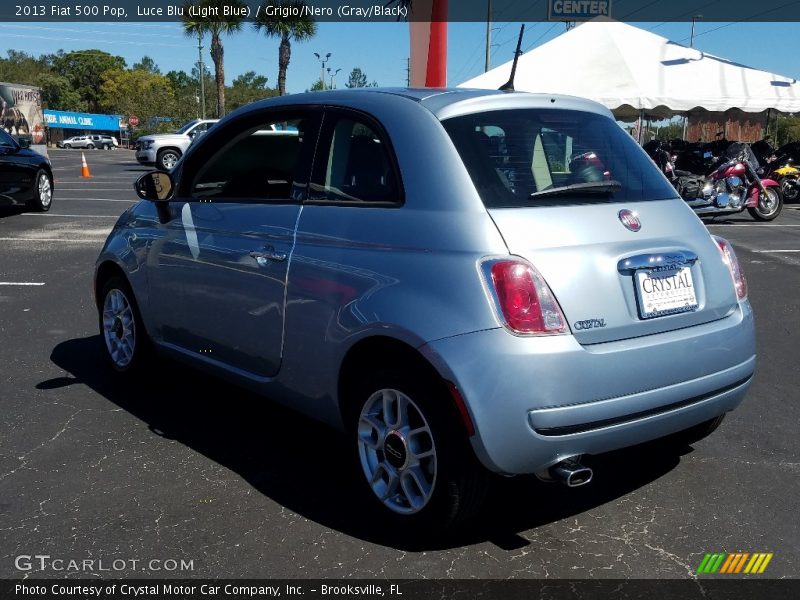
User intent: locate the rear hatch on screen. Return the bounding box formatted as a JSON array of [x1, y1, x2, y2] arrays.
[[441, 105, 738, 344], [488, 200, 737, 344]]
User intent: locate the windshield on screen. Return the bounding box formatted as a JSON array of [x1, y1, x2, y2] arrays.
[[442, 108, 677, 208], [175, 120, 200, 135]]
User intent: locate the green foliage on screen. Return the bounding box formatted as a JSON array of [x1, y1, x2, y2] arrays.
[[133, 56, 161, 74], [181, 0, 248, 116], [36, 72, 85, 111], [99, 68, 175, 129], [52, 50, 126, 112], [775, 115, 800, 146], [655, 122, 684, 141], [308, 79, 325, 92], [228, 71, 277, 110], [253, 0, 317, 96], [0, 50, 53, 87], [345, 68, 368, 89]]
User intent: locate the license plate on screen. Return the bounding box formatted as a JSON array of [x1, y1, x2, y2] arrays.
[[635, 266, 698, 319]]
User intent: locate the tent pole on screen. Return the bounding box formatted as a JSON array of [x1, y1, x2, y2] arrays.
[[682, 114, 688, 141], [637, 110, 644, 144]]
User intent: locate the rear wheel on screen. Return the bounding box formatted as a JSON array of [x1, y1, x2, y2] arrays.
[[26, 170, 52, 212], [99, 276, 150, 375], [748, 186, 782, 221], [351, 368, 488, 530]]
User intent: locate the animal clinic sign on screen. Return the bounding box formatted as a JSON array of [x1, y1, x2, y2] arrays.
[[549, 0, 611, 20]]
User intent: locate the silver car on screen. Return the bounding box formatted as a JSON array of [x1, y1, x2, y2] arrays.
[[94, 89, 755, 528]]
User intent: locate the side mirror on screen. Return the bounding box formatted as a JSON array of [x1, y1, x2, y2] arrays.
[[135, 171, 174, 202], [18, 138, 31, 149]]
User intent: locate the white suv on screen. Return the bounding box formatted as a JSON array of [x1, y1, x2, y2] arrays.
[[135, 119, 218, 170]]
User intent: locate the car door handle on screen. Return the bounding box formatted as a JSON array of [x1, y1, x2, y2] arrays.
[[249, 248, 287, 265]]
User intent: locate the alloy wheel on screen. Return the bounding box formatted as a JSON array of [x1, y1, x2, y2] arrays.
[[38, 173, 52, 209], [102, 288, 136, 368], [357, 388, 437, 515]]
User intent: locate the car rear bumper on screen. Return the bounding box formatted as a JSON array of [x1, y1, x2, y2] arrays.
[[420, 301, 756, 474]]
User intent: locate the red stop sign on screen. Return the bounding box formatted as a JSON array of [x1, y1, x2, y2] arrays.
[[129, 115, 139, 127]]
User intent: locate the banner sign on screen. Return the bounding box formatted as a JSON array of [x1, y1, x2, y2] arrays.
[[43, 109, 122, 131], [549, 0, 612, 20], [0, 81, 46, 143]]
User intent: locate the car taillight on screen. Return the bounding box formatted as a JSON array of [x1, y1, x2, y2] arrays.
[[483, 258, 567, 335], [713, 236, 747, 300]]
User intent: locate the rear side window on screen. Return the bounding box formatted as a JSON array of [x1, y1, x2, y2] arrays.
[[309, 114, 400, 205], [442, 108, 677, 207]]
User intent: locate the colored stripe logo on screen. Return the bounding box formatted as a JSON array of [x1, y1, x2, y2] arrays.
[[696, 552, 773, 574]]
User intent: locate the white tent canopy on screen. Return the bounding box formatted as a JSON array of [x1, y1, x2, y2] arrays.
[[459, 20, 800, 120]]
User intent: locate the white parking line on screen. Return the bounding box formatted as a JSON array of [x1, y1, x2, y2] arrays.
[[706, 224, 800, 227], [53, 198, 137, 203], [56, 188, 132, 191], [752, 249, 800, 253], [0, 237, 103, 243], [17, 213, 119, 218], [0, 282, 45, 286]]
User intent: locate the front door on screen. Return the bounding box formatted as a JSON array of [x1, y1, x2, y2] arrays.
[[148, 109, 321, 378]]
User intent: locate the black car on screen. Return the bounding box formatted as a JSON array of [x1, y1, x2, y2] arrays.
[[0, 129, 53, 212]]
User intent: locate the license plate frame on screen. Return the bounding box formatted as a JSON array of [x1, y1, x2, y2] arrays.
[[634, 265, 699, 319]]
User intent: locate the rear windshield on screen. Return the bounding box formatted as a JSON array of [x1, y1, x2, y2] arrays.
[[442, 108, 677, 207]]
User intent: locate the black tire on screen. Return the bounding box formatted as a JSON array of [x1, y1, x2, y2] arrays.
[[747, 186, 782, 221], [661, 414, 726, 449], [349, 367, 489, 531], [157, 149, 181, 171], [63, 143, 72, 149], [98, 276, 151, 375], [86, 143, 95, 150], [780, 177, 799, 203], [26, 169, 53, 212]]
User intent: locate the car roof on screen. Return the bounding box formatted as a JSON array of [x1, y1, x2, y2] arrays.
[[234, 87, 613, 121]]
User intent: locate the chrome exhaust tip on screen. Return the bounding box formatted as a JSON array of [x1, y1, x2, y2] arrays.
[[543, 457, 593, 488]]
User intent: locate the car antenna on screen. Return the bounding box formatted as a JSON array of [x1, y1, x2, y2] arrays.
[[499, 24, 525, 92]]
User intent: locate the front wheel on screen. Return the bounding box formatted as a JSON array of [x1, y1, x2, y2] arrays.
[[99, 276, 150, 375], [86, 143, 95, 150], [26, 170, 53, 212], [157, 149, 180, 171], [352, 368, 489, 530], [63, 143, 72, 149], [748, 186, 782, 221]]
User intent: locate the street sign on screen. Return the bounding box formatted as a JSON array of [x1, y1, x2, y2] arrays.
[[129, 115, 139, 127]]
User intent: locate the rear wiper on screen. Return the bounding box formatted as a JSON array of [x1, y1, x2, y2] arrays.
[[529, 180, 622, 199]]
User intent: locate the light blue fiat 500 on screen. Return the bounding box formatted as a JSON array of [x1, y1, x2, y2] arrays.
[[95, 89, 755, 528]]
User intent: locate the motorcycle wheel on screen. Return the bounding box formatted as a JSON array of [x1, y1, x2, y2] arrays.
[[748, 186, 783, 221], [780, 176, 799, 203]]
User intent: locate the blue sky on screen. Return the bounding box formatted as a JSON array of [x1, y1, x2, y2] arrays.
[[1, 20, 798, 94]]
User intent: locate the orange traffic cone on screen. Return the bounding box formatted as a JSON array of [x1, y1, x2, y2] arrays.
[[80, 152, 92, 178]]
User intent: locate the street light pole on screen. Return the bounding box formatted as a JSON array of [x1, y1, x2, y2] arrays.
[[484, 0, 491, 72], [327, 67, 342, 89], [197, 32, 206, 119], [314, 52, 331, 89], [690, 15, 703, 48]]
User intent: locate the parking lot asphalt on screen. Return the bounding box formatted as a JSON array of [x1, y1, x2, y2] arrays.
[[1, 148, 798, 579]]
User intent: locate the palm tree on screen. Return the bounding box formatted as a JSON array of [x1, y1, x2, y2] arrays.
[[253, 0, 317, 96], [181, 0, 246, 117]]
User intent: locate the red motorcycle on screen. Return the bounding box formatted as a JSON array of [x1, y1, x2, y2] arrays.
[[678, 143, 783, 222]]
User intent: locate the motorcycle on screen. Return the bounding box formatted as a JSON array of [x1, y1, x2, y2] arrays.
[[673, 142, 783, 221], [764, 154, 799, 203]]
